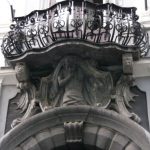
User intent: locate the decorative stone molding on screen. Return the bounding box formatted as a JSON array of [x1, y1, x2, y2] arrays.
[[64, 121, 83, 143], [0, 1, 150, 149], [10, 55, 141, 127], [0, 106, 150, 150], [122, 53, 133, 75]]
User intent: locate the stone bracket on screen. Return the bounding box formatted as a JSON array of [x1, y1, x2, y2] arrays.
[[64, 121, 83, 143], [122, 53, 133, 75]]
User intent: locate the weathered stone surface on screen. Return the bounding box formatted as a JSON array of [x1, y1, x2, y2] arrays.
[[0, 2, 150, 150], [125, 142, 141, 150], [0, 106, 149, 150], [10, 55, 142, 127], [35, 129, 54, 150], [96, 127, 115, 149], [84, 125, 99, 146], [20, 137, 41, 150]]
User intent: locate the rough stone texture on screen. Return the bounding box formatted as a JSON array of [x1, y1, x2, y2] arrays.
[[0, 1, 150, 150], [125, 142, 141, 150], [95, 127, 115, 149], [9, 55, 141, 127], [0, 61, 150, 148], [35, 129, 54, 150], [20, 137, 41, 150], [134, 77, 150, 130], [0, 106, 149, 150], [107, 133, 130, 150], [84, 125, 100, 146]]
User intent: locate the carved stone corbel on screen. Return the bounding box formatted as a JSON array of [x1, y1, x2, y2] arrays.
[[11, 55, 141, 127], [11, 62, 41, 128], [109, 53, 141, 123], [110, 73, 141, 123], [122, 53, 133, 75]]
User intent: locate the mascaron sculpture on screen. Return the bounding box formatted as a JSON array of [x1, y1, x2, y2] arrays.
[[0, 1, 150, 150]]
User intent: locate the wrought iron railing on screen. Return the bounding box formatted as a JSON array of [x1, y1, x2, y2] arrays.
[[1, 1, 149, 58]]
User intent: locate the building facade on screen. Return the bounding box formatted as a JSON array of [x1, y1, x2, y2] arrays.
[[0, 0, 150, 149]]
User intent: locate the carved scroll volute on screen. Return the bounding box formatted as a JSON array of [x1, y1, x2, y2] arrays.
[[11, 55, 141, 127], [113, 53, 141, 123], [12, 62, 40, 128]]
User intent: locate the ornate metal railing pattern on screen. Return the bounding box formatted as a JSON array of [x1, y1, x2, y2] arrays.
[[1, 1, 149, 58]]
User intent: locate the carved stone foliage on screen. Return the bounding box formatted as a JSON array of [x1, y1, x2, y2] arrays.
[[12, 55, 141, 127], [12, 62, 41, 127]]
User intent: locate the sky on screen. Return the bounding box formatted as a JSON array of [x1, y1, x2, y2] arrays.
[[0, 0, 148, 66]]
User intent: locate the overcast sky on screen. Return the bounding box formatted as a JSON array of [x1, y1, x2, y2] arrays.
[[0, 0, 46, 67]]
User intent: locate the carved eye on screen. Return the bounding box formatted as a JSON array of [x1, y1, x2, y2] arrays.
[[30, 18, 35, 24], [20, 21, 25, 26], [10, 24, 15, 30]]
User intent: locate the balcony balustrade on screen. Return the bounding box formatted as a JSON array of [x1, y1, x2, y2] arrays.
[[1, 1, 149, 59]]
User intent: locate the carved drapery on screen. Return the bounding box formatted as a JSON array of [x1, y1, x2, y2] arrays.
[[0, 1, 150, 149], [11, 55, 141, 128]]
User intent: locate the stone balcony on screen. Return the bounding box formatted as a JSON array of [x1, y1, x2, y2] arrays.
[[1, 1, 149, 68]]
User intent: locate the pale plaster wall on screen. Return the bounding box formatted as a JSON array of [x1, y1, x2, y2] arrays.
[[0, 69, 18, 138]]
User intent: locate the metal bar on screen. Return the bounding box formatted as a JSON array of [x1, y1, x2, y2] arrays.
[[145, 0, 148, 10]]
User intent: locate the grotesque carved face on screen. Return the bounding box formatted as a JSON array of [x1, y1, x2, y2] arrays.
[[15, 62, 29, 82]]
